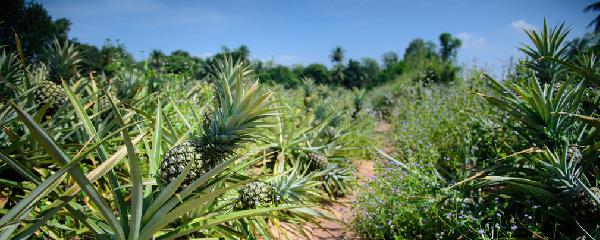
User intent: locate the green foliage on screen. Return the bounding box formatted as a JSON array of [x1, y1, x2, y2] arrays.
[[439, 33, 462, 62], [519, 20, 570, 84], [0, 0, 71, 56], [301, 63, 331, 85], [259, 65, 300, 88], [404, 38, 438, 69]]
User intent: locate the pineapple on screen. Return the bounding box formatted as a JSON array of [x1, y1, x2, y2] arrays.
[[302, 77, 315, 112], [159, 57, 274, 189], [98, 94, 120, 118], [159, 141, 207, 190], [569, 186, 600, 220], [307, 153, 328, 171], [238, 181, 273, 209], [324, 114, 342, 141], [43, 38, 82, 83], [34, 81, 67, 116], [29, 38, 80, 116]]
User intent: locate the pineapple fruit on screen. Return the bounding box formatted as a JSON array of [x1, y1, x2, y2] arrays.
[[569, 186, 600, 220], [159, 57, 274, 190], [34, 81, 67, 116], [307, 153, 328, 171], [238, 181, 273, 209]]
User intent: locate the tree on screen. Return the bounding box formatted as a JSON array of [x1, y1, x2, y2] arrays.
[[382, 51, 399, 68], [404, 39, 438, 68], [100, 39, 135, 76], [331, 65, 345, 86], [53, 18, 71, 41], [360, 58, 380, 87], [258, 65, 300, 88], [330, 46, 345, 65], [439, 33, 462, 62], [149, 49, 165, 71], [0, 0, 71, 57], [343, 59, 367, 88], [584, 1, 600, 33], [302, 63, 331, 85], [73, 41, 103, 74]]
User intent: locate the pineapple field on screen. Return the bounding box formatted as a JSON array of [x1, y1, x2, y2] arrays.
[[2, 0, 600, 239]]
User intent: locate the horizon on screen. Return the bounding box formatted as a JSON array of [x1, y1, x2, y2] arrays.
[[40, 0, 595, 78]]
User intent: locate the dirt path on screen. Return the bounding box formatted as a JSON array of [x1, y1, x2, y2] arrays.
[[275, 120, 390, 239], [280, 159, 373, 240]]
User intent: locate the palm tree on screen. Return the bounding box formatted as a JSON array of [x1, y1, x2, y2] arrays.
[[330, 46, 345, 65], [330, 47, 345, 85], [584, 1, 600, 32], [149, 49, 165, 71]]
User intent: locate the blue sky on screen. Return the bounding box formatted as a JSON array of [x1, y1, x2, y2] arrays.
[[40, 0, 595, 78]]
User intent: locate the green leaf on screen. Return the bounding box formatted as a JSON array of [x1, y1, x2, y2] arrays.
[[157, 205, 302, 240], [63, 83, 130, 234], [8, 101, 126, 240], [108, 91, 144, 240]]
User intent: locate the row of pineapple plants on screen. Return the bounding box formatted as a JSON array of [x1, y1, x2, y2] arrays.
[[0, 34, 367, 239]]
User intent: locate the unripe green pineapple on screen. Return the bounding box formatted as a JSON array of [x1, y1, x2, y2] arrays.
[[307, 153, 328, 171], [159, 141, 212, 189], [98, 95, 121, 118], [34, 81, 67, 116], [159, 57, 274, 191], [238, 181, 273, 209]]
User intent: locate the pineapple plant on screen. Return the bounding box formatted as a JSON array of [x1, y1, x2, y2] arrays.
[[351, 88, 366, 119], [324, 114, 342, 141], [302, 77, 315, 112], [30, 38, 81, 116], [238, 181, 273, 209], [159, 56, 274, 189]]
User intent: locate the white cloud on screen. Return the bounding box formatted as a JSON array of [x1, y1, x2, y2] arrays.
[[456, 32, 490, 51], [275, 54, 303, 65], [200, 52, 214, 58], [511, 20, 538, 32]]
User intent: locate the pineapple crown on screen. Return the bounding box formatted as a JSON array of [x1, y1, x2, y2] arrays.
[[302, 77, 315, 97], [201, 56, 274, 147], [352, 88, 366, 107], [43, 38, 82, 83], [539, 146, 583, 192], [0, 50, 23, 99]]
